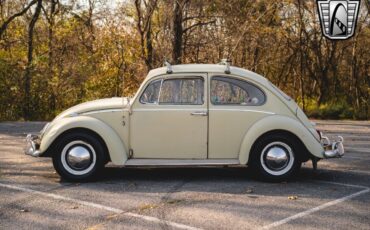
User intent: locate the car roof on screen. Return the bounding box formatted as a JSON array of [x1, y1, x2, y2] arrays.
[[146, 64, 269, 85]]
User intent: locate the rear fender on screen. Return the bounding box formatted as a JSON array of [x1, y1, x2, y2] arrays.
[[238, 115, 324, 164]]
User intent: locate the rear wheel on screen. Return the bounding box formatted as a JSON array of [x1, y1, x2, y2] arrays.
[[250, 133, 302, 181], [52, 131, 106, 182]]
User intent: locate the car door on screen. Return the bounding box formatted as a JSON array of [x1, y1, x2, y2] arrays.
[[129, 74, 208, 159], [208, 75, 269, 159]]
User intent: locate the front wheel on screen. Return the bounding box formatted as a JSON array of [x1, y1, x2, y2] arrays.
[[250, 134, 302, 181], [52, 131, 106, 182]]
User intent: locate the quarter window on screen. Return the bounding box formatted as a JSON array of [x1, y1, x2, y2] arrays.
[[211, 76, 265, 105]]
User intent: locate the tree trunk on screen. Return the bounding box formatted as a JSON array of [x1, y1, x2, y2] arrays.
[[134, 0, 156, 72], [317, 70, 329, 106], [297, 0, 305, 111], [23, 0, 42, 120], [172, 0, 183, 64], [145, 20, 153, 69], [48, 0, 57, 114]]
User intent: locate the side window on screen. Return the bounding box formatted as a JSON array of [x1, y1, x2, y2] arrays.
[[159, 78, 204, 105], [140, 80, 161, 104], [211, 76, 265, 106]]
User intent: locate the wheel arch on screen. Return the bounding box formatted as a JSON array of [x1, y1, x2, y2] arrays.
[[43, 127, 110, 162], [238, 115, 324, 164], [39, 116, 128, 165], [247, 129, 311, 164]]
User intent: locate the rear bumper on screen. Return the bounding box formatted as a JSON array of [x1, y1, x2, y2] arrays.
[[320, 133, 344, 158], [25, 134, 41, 157]]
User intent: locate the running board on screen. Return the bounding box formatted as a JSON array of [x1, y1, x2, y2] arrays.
[[124, 159, 240, 166]]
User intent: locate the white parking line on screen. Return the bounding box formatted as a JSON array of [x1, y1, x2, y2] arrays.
[[260, 181, 370, 230], [0, 182, 201, 230], [316, 180, 369, 189]]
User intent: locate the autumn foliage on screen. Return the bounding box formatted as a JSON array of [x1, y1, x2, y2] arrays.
[[0, 0, 369, 120]]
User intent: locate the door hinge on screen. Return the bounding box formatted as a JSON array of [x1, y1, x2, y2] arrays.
[[129, 148, 134, 158]]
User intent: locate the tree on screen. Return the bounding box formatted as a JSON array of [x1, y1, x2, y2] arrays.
[[0, 0, 369, 120], [134, 0, 158, 71], [0, 0, 38, 39]]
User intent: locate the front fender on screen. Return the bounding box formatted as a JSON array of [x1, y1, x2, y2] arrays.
[[238, 115, 324, 164], [40, 116, 127, 165]]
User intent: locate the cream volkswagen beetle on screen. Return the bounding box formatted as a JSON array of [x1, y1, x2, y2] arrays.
[[25, 62, 344, 181]]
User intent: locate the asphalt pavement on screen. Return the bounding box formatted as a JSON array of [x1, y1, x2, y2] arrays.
[[0, 120, 369, 230]]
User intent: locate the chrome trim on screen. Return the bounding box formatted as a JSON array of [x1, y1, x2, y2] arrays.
[[69, 112, 79, 117], [40, 122, 50, 135], [321, 136, 330, 146], [322, 134, 344, 158], [40, 122, 50, 138], [164, 60, 173, 74], [81, 109, 124, 115], [264, 146, 289, 170], [61, 140, 96, 175], [66, 146, 92, 170], [133, 108, 204, 112], [157, 79, 164, 103], [25, 134, 41, 157], [191, 111, 208, 116], [124, 159, 240, 166], [209, 108, 275, 115], [260, 141, 294, 176], [219, 59, 231, 74], [133, 108, 273, 114]]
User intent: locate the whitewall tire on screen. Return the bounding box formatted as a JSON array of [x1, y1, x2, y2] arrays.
[[250, 133, 302, 181], [52, 131, 106, 181]]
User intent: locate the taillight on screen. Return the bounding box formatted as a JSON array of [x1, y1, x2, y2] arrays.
[[316, 130, 322, 139]]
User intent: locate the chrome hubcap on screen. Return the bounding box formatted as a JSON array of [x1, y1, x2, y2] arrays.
[[265, 146, 289, 170], [260, 141, 294, 176], [66, 146, 92, 170], [61, 140, 96, 176]]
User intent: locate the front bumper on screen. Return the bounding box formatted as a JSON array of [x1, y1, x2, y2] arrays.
[[25, 134, 41, 157], [320, 133, 344, 158]]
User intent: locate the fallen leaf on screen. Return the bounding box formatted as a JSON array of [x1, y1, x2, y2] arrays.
[[139, 204, 158, 211], [245, 188, 254, 194], [20, 209, 29, 212], [127, 182, 137, 188], [166, 199, 183, 204], [288, 196, 298, 200], [71, 206, 79, 209], [106, 213, 119, 220], [86, 224, 103, 230]]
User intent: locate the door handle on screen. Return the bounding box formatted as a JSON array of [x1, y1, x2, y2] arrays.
[[191, 111, 208, 116]]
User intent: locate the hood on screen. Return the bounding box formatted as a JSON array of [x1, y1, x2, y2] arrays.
[[55, 97, 128, 120]]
